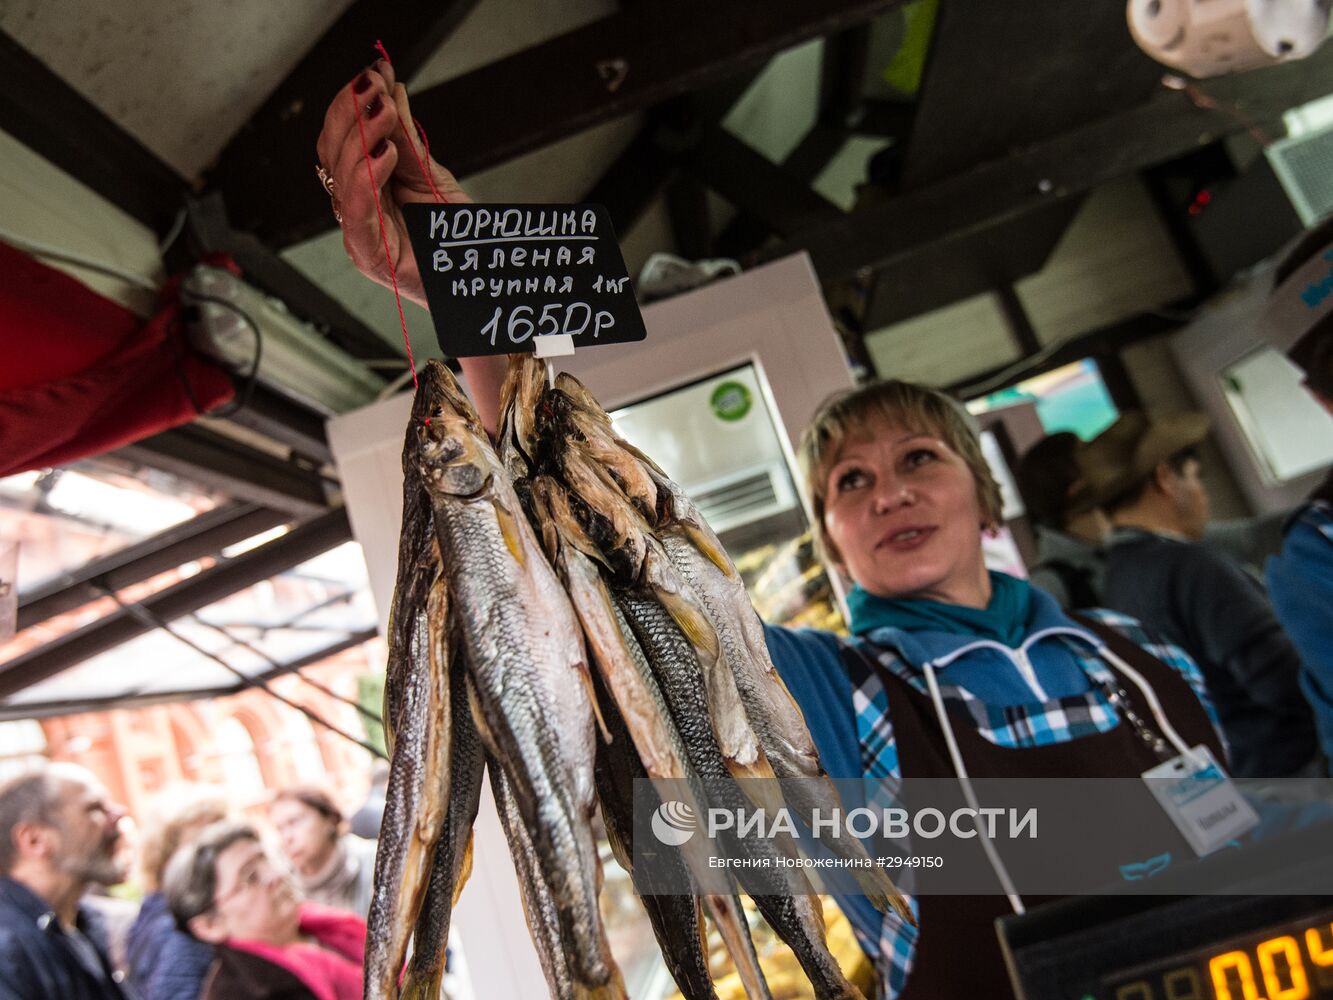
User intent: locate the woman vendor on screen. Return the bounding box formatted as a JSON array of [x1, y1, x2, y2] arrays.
[[317, 65, 1237, 998]]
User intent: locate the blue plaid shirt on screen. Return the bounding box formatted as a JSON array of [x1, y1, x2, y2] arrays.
[[768, 606, 1219, 999]]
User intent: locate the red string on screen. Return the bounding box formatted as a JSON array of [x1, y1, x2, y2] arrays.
[[405, 118, 445, 203], [358, 40, 452, 408], [349, 87, 420, 395]]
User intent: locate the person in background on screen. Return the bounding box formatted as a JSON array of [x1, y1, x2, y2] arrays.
[[125, 785, 228, 1000], [164, 820, 364, 1000], [1014, 431, 1110, 609], [1261, 215, 1333, 766], [81, 813, 141, 981], [1081, 412, 1320, 778], [348, 761, 389, 841], [269, 787, 376, 917], [0, 763, 132, 1000]]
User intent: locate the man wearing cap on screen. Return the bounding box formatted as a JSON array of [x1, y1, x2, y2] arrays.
[[1081, 412, 1319, 779], [1262, 218, 1333, 767], [1015, 431, 1111, 609], [0, 763, 134, 1000]]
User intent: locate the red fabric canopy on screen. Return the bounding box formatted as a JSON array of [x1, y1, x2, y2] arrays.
[[0, 241, 234, 476]]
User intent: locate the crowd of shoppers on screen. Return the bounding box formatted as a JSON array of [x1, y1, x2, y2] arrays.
[[0, 768, 378, 1000]]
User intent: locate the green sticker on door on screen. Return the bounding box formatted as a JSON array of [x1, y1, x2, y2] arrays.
[[710, 381, 752, 422]]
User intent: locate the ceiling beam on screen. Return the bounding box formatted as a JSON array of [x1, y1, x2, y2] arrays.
[[995, 282, 1042, 357], [16, 504, 288, 631], [117, 426, 331, 517], [666, 175, 713, 260], [582, 65, 769, 245], [820, 23, 873, 126], [764, 47, 1333, 280], [221, 0, 907, 248], [711, 32, 890, 262], [583, 125, 680, 237], [897, 0, 1163, 190], [205, 0, 482, 243], [0, 626, 377, 722], [0, 31, 190, 234], [684, 128, 845, 238], [0, 508, 352, 700]]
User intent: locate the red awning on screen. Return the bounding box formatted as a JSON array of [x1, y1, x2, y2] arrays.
[[0, 241, 235, 476]]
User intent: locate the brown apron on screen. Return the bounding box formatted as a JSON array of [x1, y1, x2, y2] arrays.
[[846, 619, 1226, 999]]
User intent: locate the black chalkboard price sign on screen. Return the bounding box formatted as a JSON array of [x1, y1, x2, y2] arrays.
[[403, 203, 648, 358]]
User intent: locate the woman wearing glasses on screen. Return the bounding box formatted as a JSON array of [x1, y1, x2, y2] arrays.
[[162, 821, 366, 1000]]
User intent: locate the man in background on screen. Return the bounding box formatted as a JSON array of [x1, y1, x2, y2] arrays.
[[1081, 412, 1319, 779], [0, 762, 133, 1000], [1015, 431, 1110, 610], [1262, 217, 1333, 768]]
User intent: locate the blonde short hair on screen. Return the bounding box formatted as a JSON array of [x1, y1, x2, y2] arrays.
[[798, 380, 1003, 564], [138, 785, 229, 892]]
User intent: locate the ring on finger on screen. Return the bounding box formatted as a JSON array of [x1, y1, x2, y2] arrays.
[[316, 164, 342, 224]]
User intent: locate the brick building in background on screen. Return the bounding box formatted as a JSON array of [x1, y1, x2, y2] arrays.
[[0, 640, 384, 829]]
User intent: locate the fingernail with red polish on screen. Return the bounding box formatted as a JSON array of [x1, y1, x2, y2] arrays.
[[365, 95, 383, 119], [353, 73, 372, 94], [371, 138, 389, 158]]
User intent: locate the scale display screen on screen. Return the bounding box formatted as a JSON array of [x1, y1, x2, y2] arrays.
[[996, 821, 1333, 1000], [1103, 911, 1333, 1000]]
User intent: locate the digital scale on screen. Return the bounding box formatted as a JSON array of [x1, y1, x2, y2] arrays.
[[997, 819, 1333, 1000]]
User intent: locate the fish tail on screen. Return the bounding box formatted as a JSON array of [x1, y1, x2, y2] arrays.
[[399, 971, 443, 1000], [572, 971, 629, 1000], [452, 831, 474, 905], [851, 866, 913, 924], [705, 895, 773, 1000]]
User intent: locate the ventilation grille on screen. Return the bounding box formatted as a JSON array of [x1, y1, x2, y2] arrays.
[[691, 465, 796, 535], [1267, 125, 1333, 225]]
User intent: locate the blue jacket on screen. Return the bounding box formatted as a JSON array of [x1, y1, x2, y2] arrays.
[[0, 877, 132, 1000], [125, 892, 213, 1000], [1103, 527, 1317, 777], [1267, 500, 1333, 763], [764, 585, 1221, 963]]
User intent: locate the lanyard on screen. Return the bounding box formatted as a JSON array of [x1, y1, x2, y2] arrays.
[[1098, 679, 1173, 762]]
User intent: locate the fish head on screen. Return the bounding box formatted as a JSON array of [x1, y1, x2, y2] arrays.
[[554, 373, 611, 426], [413, 359, 483, 430], [498, 353, 547, 465], [531, 476, 610, 569], [413, 372, 492, 497]]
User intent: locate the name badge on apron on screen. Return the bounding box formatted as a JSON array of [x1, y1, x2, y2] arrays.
[[1142, 745, 1259, 856]]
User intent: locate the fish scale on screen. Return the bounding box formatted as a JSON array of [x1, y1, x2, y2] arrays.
[[414, 359, 621, 996], [490, 756, 575, 1000], [656, 497, 911, 920], [365, 577, 451, 1000], [401, 638, 486, 1000], [615, 592, 865, 1000], [592, 675, 719, 1000]]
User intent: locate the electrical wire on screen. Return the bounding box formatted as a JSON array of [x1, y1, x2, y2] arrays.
[[179, 290, 264, 420], [189, 615, 382, 726], [98, 585, 386, 759], [0, 226, 267, 422], [158, 208, 188, 255]]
